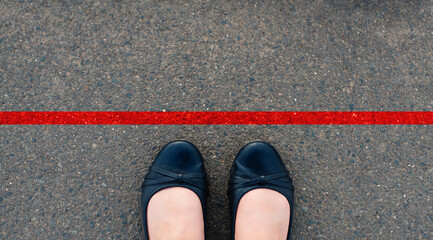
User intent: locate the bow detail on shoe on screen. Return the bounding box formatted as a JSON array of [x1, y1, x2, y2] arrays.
[[227, 170, 293, 194], [142, 166, 208, 193]]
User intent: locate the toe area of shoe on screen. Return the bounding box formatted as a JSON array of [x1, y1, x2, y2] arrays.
[[152, 140, 205, 173], [232, 141, 286, 175]]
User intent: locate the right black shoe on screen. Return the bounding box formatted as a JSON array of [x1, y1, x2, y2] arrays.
[[141, 140, 209, 240], [227, 141, 295, 240]]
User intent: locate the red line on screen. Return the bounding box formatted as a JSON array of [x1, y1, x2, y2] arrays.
[[1, 111, 433, 125]]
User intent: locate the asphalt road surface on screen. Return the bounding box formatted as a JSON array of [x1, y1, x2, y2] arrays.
[[1, 0, 433, 239]]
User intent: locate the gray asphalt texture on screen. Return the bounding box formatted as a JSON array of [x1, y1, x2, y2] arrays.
[[1, 0, 433, 239]]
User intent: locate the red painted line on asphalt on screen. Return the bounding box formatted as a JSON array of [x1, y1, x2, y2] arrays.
[[1, 111, 433, 125]]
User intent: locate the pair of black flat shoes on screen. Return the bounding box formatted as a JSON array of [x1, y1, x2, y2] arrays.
[[141, 140, 295, 240]]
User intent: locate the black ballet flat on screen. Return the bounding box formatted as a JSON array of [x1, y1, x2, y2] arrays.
[[141, 140, 209, 240], [227, 141, 295, 240]]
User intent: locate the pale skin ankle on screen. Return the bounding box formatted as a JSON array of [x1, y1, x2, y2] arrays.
[[235, 188, 291, 240], [147, 187, 205, 240]]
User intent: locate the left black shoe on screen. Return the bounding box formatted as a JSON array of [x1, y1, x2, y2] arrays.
[[227, 141, 295, 240], [141, 140, 209, 240]]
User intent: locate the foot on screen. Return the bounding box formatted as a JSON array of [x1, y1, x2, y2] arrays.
[[147, 187, 205, 240], [235, 188, 291, 240]]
